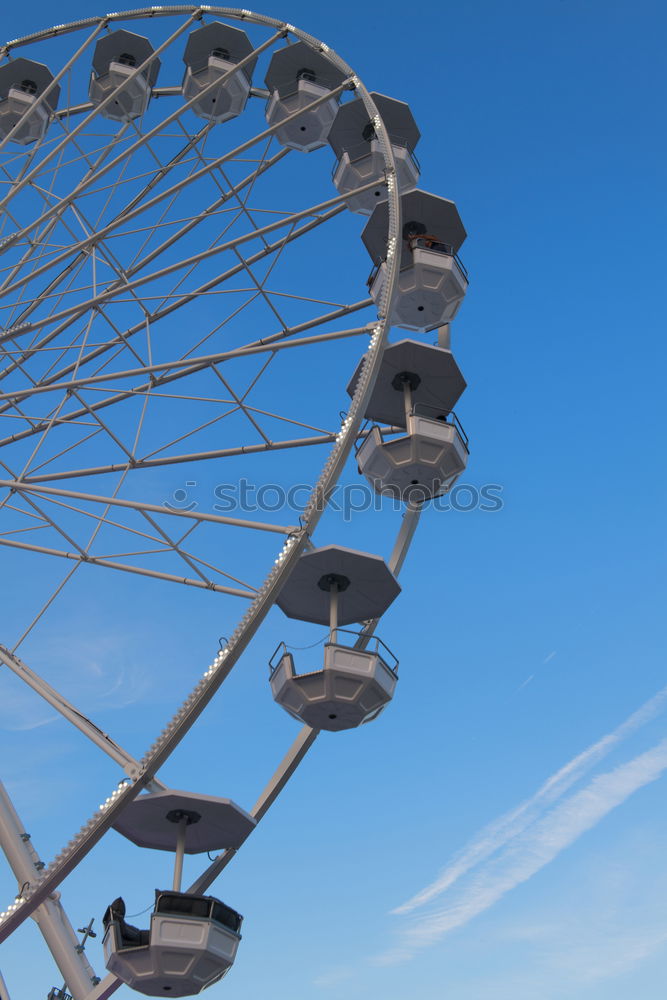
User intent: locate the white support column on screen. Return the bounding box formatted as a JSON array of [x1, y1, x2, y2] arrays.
[[389, 503, 422, 578], [0, 781, 97, 1000], [329, 583, 339, 645], [402, 379, 413, 425], [172, 817, 187, 894], [437, 323, 451, 350], [0, 969, 11, 1000]]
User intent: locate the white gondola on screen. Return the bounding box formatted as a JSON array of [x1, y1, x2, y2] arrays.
[[348, 336, 469, 500], [368, 240, 469, 331], [328, 93, 420, 214], [182, 21, 256, 123], [363, 190, 469, 332], [272, 546, 401, 730], [103, 891, 242, 998], [89, 30, 160, 122], [103, 789, 254, 996], [357, 410, 469, 502], [0, 58, 59, 145], [270, 631, 398, 731], [264, 41, 347, 151]]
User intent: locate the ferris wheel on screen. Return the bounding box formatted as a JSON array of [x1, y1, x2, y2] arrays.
[[0, 7, 471, 998]]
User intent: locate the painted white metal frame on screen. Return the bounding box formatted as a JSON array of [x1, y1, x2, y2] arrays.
[[0, 9, 412, 999]]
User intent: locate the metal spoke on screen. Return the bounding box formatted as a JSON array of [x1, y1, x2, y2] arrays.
[[0, 322, 370, 410], [7, 427, 397, 485], [0, 481, 297, 535], [0, 182, 378, 345], [0, 320, 371, 459], [0, 122, 134, 296], [0, 645, 162, 780], [0, 12, 203, 221], [0, 535, 257, 597], [0, 148, 290, 381], [0, 59, 346, 272], [0, 25, 286, 272], [0, 13, 409, 978]]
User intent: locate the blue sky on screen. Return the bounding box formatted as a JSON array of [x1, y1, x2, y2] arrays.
[[1, 1, 666, 998]]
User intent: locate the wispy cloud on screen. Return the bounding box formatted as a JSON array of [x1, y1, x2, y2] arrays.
[[512, 650, 557, 695], [378, 737, 667, 963], [0, 681, 58, 731], [313, 966, 355, 988], [0, 632, 152, 731], [528, 917, 667, 987], [368, 685, 667, 969], [394, 683, 667, 916]]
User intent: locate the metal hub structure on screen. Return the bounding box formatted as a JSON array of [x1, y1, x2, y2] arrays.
[[0, 8, 469, 998]]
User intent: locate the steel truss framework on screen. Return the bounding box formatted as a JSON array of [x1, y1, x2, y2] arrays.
[[0, 8, 412, 999]]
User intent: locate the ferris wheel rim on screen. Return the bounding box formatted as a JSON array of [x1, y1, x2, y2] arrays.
[[0, 5, 407, 952]]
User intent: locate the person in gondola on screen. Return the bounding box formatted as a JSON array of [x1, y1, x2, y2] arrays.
[[103, 897, 148, 948], [405, 226, 451, 255]]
